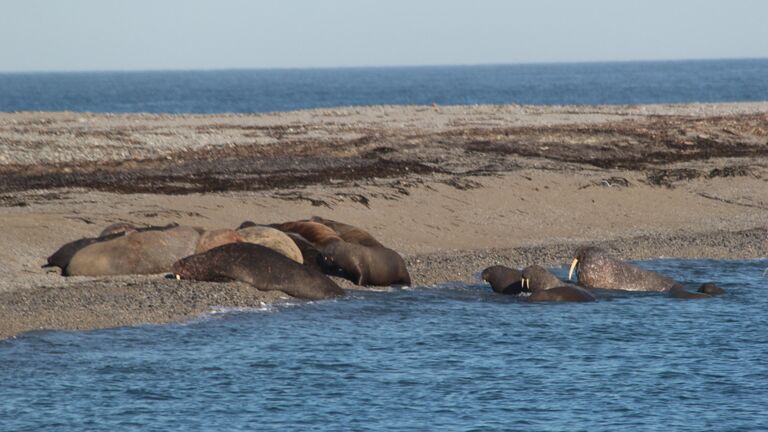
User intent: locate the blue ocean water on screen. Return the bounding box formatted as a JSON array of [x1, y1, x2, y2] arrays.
[[1, 259, 767, 431], [1, 59, 767, 113]]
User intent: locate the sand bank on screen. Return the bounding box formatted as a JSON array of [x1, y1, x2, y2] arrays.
[[1, 103, 767, 338]]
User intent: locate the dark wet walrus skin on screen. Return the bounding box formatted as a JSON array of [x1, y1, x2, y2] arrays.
[[172, 243, 345, 301], [272, 221, 411, 286], [569, 246, 679, 292], [521, 265, 596, 302], [528, 285, 596, 303], [481, 265, 524, 295]]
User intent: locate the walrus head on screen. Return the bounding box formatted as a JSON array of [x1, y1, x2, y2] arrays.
[[568, 246, 609, 281], [521, 265, 563, 292], [481, 265, 524, 295]]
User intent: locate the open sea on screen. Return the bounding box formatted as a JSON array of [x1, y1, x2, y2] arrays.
[[0, 58, 767, 113], [2, 259, 767, 431]]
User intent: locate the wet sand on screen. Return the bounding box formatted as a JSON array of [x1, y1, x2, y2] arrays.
[[1, 103, 767, 339]]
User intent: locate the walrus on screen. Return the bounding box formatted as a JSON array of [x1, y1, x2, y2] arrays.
[[522, 265, 596, 302], [195, 229, 241, 254], [569, 247, 725, 299], [310, 216, 384, 248], [568, 246, 678, 292], [481, 265, 524, 295], [698, 283, 725, 295], [172, 243, 344, 300], [669, 283, 726, 299], [65, 226, 202, 276], [43, 222, 182, 274], [271, 221, 411, 286], [236, 226, 304, 264], [99, 222, 138, 237]]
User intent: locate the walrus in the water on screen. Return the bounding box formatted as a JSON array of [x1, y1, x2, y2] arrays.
[[568, 246, 725, 299], [521, 265, 596, 302], [172, 243, 344, 300], [698, 283, 725, 295], [568, 246, 678, 292], [44, 222, 182, 274], [669, 283, 726, 299], [236, 226, 304, 264], [481, 265, 524, 295], [271, 220, 411, 286], [310, 216, 384, 248], [65, 226, 202, 276]]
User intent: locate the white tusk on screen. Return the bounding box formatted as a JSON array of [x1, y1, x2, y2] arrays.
[[175, 274, 181, 280], [568, 258, 579, 280]]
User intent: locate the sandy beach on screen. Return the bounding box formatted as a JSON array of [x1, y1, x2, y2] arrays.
[[1, 103, 767, 339]]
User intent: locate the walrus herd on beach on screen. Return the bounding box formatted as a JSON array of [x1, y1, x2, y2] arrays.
[[45, 217, 725, 302]]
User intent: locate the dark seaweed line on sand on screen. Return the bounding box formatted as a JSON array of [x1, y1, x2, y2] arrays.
[[0, 157, 441, 195]]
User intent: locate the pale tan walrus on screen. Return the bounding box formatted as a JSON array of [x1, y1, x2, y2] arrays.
[[66, 226, 202, 276]]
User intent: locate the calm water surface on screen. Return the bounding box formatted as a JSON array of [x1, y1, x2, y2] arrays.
[[1, 59, 767, 113], [1, 259, 767, 431]]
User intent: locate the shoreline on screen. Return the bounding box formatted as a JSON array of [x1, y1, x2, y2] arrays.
[[1, 103, 767, 339]]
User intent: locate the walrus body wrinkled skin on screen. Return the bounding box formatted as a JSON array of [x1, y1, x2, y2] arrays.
[[569, 247, 678, 292], [569, 246, 725, 299], [44, 223, 184, 275], [65, 226, 201, 276], [172, 243, 344, 300]]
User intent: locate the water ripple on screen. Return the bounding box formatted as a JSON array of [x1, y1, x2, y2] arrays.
[[1, 259, 767, 431]]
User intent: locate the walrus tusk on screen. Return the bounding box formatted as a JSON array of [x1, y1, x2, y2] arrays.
[[175, 274, 181, 280], [522, 278, 528, 290], [568, 258, 579, 280]]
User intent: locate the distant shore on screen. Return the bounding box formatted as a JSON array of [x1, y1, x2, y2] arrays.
[[1, 103, 767, 339]]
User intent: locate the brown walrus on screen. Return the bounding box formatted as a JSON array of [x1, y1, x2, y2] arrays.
[[522, 265, 596, 302], [698, 283, 725, 295], [172, 243, 344, 300], [271, 220, 411, 286], [98, 222, 138, 237], [65, 226, 202, 276], [309, 216, 384, 247], [236, 226, 304, 264], [195, 229, 241, 254], [568, 246, 725, 299], [568, 247, 678, 292], [44, 222, 182, 275], [480, 265, 524, 295]]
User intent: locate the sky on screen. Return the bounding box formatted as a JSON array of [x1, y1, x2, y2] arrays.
[[1, 0, 767, 72]]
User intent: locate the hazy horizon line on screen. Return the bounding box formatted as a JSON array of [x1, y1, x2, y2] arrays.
[[1, 56, 766, 75]]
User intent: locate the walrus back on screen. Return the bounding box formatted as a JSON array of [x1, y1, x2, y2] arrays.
[[174, 243, 344, 300], [270, 221, 342, 246], [310, 216, 384, 248], [66, 226, 201, 276]]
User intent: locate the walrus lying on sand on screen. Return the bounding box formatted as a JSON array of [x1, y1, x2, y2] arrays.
[[43, 223, 182, 275], [64, 226, 202, 276], [271, 220, 411, 286], [568, 246, 725, 299], [172, 243, 345, 300]]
